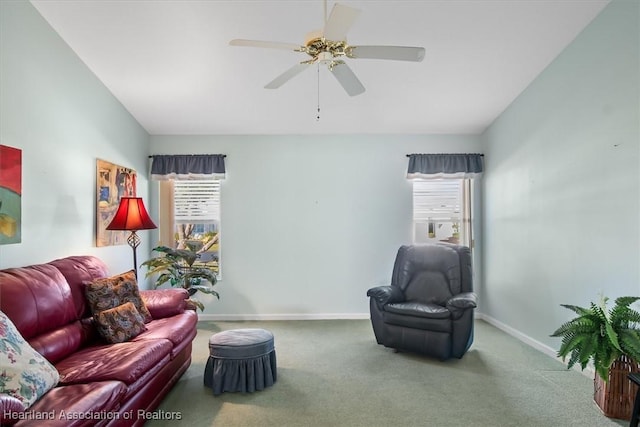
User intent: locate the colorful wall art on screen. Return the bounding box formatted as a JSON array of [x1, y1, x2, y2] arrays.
[[0, 145, 22, 245], [96, 159, 137, 247]]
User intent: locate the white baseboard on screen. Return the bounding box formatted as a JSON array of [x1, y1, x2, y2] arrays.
[[198, 313, 371, 321], [475, 312, 595, 379]]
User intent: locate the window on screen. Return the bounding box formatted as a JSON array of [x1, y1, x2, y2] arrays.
[[159, 179, 221, 275], [412, 179, 472, 247]]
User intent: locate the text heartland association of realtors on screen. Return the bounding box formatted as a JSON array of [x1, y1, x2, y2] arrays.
[[3, 409, 182, 422]]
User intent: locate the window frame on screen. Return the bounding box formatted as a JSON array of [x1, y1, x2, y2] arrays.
[[158, 179, 222, 277]]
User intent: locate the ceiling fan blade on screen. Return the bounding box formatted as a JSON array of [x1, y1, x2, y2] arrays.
[[330, 62, 365, 96], [323, 3, 361, 41], [230, 39, 302, 51], [348, 46, 426, 62], [265, 63, 313, 89]]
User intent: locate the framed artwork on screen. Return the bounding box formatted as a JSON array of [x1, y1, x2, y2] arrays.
[[0, 145, 22, 245], [96, 159, 137, 247]]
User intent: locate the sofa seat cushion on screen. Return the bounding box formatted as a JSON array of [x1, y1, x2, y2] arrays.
[[27, 321, 95, 365], [132, 311, 197, 349], [18, 381, 126, 427], [56, 339, 172, 385], [119, 351, 171, 400]]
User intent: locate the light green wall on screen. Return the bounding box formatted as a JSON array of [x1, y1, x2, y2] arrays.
[[149, 134, 483, 317], [481, 0, 639, 352], [0, 1, 151, 278], [6, 0, 632, 332]]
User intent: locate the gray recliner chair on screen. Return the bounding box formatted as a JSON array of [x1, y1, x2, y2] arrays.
[[367, 243, 477, 360]]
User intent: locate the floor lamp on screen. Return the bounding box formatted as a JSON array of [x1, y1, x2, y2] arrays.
[[106, 197, 157, 277]]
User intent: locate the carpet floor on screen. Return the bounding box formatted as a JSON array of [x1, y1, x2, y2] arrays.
[[147, 319, 627, 427]]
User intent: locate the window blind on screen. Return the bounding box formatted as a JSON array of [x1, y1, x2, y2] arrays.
[[173, 180, 220, 224], [412, 180, 462, 222]]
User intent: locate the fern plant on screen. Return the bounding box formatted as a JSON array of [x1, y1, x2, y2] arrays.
[[551, 296, 640, 381]]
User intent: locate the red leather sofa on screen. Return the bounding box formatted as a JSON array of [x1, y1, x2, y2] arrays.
[[0, 256, 198, 427]]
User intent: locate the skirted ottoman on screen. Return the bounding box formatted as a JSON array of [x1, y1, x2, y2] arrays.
[[204, 328, 277, 395]]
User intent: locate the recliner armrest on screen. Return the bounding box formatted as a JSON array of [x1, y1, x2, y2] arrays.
[[367, 286, 405, 305], [446, 292, 477, 319], [447, 292, 477, 309]]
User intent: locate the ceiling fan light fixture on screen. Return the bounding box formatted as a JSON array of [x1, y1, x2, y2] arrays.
[[317, 51, 334, 64]]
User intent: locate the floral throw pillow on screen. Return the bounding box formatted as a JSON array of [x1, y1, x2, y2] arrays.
[[84, 270, 152, 323], [94, 302, 147, 344], [0, 311, 59, 409]]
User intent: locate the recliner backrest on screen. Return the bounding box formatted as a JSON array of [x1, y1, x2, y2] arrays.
[[447, 244, 473, 293], [391, 244, 464, 305]]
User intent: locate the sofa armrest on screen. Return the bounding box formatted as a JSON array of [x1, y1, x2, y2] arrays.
[[446, 292, 477, 319], [141, 288, 190, 319], [367, 286, 405, 306], [0, 394, 25, 426]]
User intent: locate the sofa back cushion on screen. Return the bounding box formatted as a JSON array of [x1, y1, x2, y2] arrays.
[[49, 256, 110, 319], [0, 264, 76, 338], [0, 264, 79, 362]]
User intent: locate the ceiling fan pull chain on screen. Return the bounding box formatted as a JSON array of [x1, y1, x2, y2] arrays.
[[316, 63, 321, 121]]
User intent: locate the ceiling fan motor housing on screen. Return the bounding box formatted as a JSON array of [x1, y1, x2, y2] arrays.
[[304, 36, 348, 60]]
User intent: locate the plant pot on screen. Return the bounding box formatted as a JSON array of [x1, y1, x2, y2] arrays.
[[594, 355, 640, 420]]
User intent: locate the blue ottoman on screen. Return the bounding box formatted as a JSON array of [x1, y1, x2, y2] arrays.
[[204, 328, 277, 395]]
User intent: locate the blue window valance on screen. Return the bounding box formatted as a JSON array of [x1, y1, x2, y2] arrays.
[[150, 154, 226, 180], [407, 153, 483, 179]]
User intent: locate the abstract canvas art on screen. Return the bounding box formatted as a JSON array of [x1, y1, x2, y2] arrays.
[[0, 145, 22, 245], [96, 159, 137, 247]]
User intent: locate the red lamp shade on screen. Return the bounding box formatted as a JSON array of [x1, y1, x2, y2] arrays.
[[106, 197, 157, 231]]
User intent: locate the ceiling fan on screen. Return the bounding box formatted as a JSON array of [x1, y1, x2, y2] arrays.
[[229, 1, 425, 97]]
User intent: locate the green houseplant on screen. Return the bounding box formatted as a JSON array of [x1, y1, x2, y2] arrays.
[[551, 296, 640, 419], [551, 296, 640, 380], [141, 246, 219, 311]]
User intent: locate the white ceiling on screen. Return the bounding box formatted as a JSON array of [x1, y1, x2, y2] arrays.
[[31, 0, 609, 135]]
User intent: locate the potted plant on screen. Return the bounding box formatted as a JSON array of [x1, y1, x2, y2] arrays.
[[551, 296, 640, 419], [141, 246, 219, 311]]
